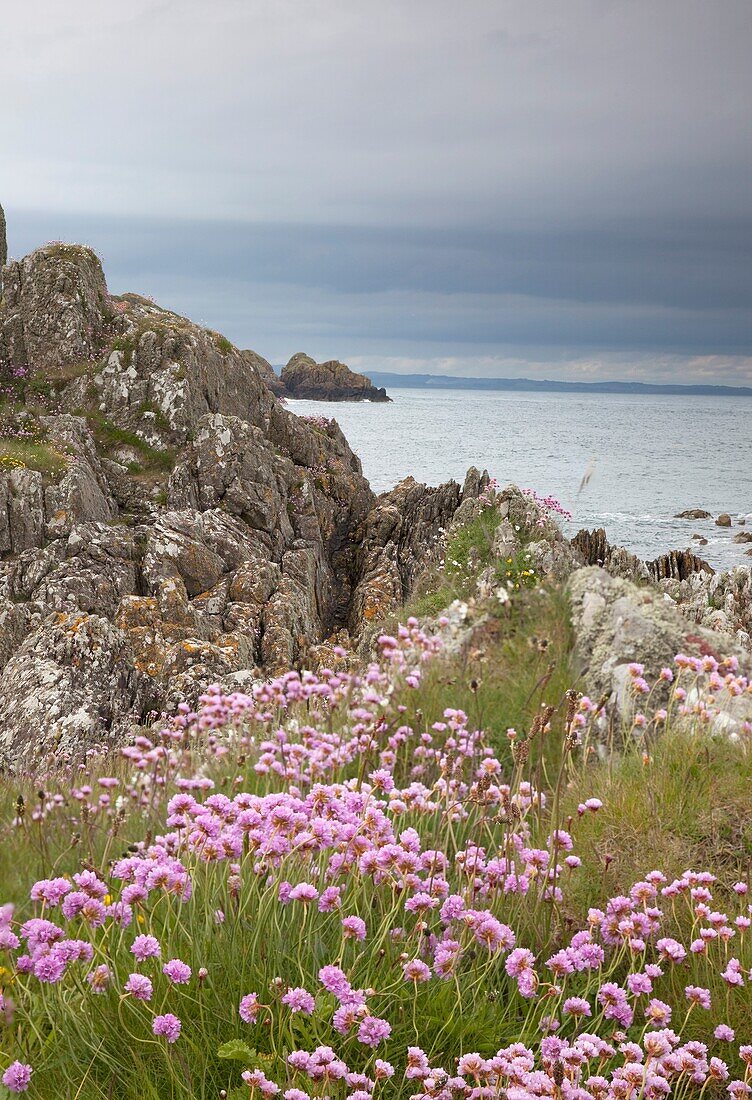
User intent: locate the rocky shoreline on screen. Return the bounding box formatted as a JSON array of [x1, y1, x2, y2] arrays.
[[0, 212, 750, 766]]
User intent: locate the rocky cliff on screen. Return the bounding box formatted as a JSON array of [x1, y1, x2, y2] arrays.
[[0, 230, 479, 767], [280, 353, 391, 402], [0, 202, 6, 294]]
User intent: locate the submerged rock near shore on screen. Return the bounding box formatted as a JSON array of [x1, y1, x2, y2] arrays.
[[280, 353, 391, 402]]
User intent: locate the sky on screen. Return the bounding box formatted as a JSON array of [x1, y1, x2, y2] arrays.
[[2, 0, 752, 384]]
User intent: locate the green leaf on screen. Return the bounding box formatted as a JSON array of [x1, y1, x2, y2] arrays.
[[217, 1040, 256, 1062]]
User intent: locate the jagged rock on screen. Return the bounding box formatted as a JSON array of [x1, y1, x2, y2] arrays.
[[675, 508, 712, 519], [663, 565, 752, 643], [567, 567, 752, 735], [571, 528, 712, 584], [571, 528, 649, 580], [0, 202, 6, 296], [280, 353, 390, 402], [733, 532, 752, 544], [243, 350, 286, 397], [648, 548, 713, 582], [0, 468, 45, 555], [0, 244, 114, 373], [351, 472, 488, 631], [715, 513, 732, 527], [168, 414, 295, 551], [6, 523, 137, 618]]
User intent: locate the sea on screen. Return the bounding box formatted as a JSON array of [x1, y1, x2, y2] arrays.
[[286, 388, 752, 574]]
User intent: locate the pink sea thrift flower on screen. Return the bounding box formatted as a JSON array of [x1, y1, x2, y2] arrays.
[[240, 992, 260, 1023], [357, 1015, 391, 1047], [341, 916, 366, 940], [131, 934, 160, 961], [124, 973, 153, 1000], [2, 1062, 32, 1093], [163, 958, 191, 984], [153, 1013, 181, 1042], [282, 987, 315, 1014], [403, 959, 431, 982]]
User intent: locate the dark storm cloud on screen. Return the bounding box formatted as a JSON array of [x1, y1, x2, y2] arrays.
[[2, 0, 752, 380]]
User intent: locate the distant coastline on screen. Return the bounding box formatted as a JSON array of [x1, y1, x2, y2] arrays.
[[358, 371, 752, 398]]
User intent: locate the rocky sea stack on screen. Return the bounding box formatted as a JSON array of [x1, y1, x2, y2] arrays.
[[280, 352, 391, 402]]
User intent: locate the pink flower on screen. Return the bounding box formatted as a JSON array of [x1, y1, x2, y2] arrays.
[[289, 883, 318, 903], [2, 1062, 32, 1093], [239, 993, 260, 1023], [403, 959, 431, 982], [357, 1015, 391, 1047], [684, 985, 711, 1009], [131, 934, 161, 961], [86, 965, 111, 993], [281, 987, 315, 1014], [563, 996, 591, 1017], [163, 958, 191, 984], [125, 973, 153, 1000], [153, 1013, 181, 1043], [341, 916, 366, 941]]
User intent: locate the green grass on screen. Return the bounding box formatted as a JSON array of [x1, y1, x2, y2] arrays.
[[81, 411, 175, 472], [214, 334, 234, 355], [137, 401, 171, 432], [0, 439, 70, 478], [563, 727, 752, 907], [444, 507, 501, 580], [404, 585, 576, 765]]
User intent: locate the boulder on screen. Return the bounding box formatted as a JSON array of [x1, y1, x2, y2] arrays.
[[674, 508, 712, 520], [733, 532, 752, 544], [280, 353, 390, 402], [0, 244, 113, 373], [567, 566, 751, 735], [0, 612, 151, 770], [715, 513, 732, 527]]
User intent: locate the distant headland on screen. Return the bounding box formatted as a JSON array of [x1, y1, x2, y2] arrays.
[[364, 371, 752, 398]]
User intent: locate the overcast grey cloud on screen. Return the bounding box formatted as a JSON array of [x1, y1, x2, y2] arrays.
[[3, 1, 752, 381]]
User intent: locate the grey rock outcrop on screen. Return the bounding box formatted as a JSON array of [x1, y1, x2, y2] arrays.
[[351, 470, 488, 630], [0, 202, 6, 296], [568, 567, 752, 736], [0, 244, 115, 374], [0, 233, 471, 767], [243, 351, 286, 398], [0, 612, 152, 769], [572, 527, 712, 584]]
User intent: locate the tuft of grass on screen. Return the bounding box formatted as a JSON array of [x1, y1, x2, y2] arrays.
[[0, 439, 70, 479], [444, 507, 501, 580], [137, 401, 171, 432], [215, 335, 233, 355], [82, 411, 175, 472]]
